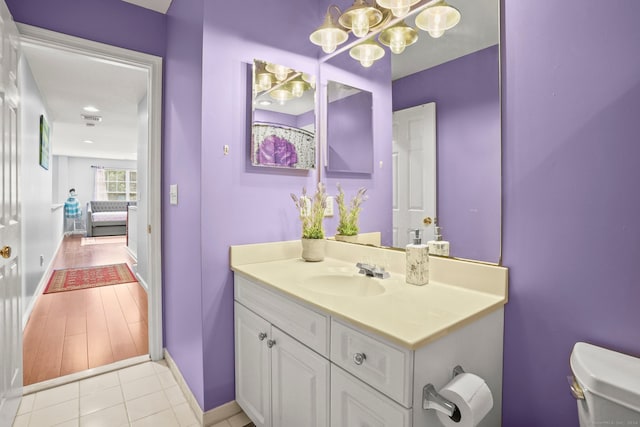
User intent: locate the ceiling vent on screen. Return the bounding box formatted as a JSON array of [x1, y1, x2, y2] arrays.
[[81, 113, 103, 123]]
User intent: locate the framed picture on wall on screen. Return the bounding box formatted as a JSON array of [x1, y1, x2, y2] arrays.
[[39, 114, 50, 170]]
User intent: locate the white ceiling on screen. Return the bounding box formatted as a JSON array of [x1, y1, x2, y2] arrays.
[[387, 0, 500, 80], [391, 0, 499, 80], [120, 0, 173, 14], [22, 43, 148, 160]]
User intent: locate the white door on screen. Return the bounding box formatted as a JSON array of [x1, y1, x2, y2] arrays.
[[235, 303, 272, 427], [392, 103, 437, 247], [271, 327, 329, 427], [0, 0, 22, 425]]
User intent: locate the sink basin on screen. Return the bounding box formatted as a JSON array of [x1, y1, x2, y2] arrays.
[[298, 274, 387, 297]]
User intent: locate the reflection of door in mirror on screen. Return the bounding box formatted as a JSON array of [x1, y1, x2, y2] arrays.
[[392, 103, 436, 247]]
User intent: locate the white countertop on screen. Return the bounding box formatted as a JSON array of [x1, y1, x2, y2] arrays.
[[230, 240, 508, 350]]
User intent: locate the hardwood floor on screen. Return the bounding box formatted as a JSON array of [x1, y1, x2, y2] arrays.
[[23, 235, 148, 386]]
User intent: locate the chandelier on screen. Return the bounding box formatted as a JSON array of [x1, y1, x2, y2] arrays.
[[310, 0, 461, 67], [254, 60, 315, 105]]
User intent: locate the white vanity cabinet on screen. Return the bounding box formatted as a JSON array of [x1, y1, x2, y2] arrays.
[[234, 276, 331, 427], [234, 273, 504, 427]]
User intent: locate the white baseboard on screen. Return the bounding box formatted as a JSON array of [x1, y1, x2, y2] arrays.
[[126, 245, 138, 262], [22, 235, 65, 329], [136, 272, 149, 292], [164, 349, 242, 426]]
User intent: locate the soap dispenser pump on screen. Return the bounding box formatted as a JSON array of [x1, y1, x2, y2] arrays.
[[428, 221, 450, 256], [406, 229, 429, 286]]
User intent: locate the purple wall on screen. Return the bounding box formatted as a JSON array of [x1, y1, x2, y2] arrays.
[[327, 91, 374, 174], [6, 0, 166, 57], [198, 0, 332, 410], [253, 109, 298, 128], [393, 45, 501, 263], [502, 0, 640, 425], [164, 0, 206, 409], [297, 109, 315, 128]]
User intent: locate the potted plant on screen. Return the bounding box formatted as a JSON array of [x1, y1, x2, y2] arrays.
[[335, 184, 367, 243], [291, 182, 328, 261]]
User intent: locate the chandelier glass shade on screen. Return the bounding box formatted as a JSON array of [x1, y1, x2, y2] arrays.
[[375, 0, 420, 18], [338, 0, 384, 38], [415, 0, 461, 38], [349, 39, 386, 67], [378, 20, 418, 54], [310, 5, 349, 53]]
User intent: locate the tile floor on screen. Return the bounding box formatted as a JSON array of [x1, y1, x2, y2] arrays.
[[12, 361, 254, 427]]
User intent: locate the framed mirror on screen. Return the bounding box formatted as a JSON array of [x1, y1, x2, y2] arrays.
[[251, 59, 317, 169], [326, 81, 373, 173], [319, 0, 501, 264]]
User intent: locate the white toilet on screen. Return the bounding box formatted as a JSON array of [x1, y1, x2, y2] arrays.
[[570, 342, 640, 426]]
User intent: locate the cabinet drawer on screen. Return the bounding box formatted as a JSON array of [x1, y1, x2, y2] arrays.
[[235, 274, 329, 357], [331, 365, 411, 427], [331, 319, 413, 407]]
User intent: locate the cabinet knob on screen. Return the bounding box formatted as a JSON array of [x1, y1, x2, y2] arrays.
[[258, 332, 267, 341], [267, 339, 276, 348], [353, 352, 366, 365]]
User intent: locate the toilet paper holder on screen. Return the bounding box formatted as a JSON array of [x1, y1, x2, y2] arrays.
[[422, 365, 465, 421]]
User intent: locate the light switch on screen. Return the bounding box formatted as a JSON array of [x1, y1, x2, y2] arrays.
[[170, 184, 178, 205], [325, 196, 334, 217]]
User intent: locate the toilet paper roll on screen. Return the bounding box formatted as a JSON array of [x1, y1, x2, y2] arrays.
[[436, 373, 494, 427]]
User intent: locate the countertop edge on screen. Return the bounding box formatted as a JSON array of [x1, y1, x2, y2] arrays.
[[232, 266, 507, 351]]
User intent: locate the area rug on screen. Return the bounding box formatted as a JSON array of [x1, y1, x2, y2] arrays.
[[44, 263, 136, 294]]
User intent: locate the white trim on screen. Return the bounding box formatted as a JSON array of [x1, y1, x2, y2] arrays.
[[23, 355, 150, 395], [136, 272, 149, 293], [22, 234, 64, 329], [164, 349, 242, 427], [16, 23, 164, 361]]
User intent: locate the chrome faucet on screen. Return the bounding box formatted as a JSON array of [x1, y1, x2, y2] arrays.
[[356, 262, 390, 279]]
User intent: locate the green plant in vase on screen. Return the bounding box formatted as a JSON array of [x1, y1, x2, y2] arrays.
[[291, 183, 328, 261], [335, 183, 367, 242]]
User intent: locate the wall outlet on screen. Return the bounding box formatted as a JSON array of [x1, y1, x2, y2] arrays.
[[325, 196, 334, 217], [170, 184, 178, 205]]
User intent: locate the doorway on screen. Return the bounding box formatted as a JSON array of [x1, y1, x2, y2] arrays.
[[17, 24, 163, 387]]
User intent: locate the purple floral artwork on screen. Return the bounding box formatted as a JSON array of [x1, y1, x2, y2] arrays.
[[257, 134, 298, 167]]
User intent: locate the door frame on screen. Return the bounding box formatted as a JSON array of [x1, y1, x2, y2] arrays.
[[17, 24, 164, 361]]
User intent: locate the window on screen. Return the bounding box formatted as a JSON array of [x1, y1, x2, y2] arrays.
[[104, 169, 137, 201]]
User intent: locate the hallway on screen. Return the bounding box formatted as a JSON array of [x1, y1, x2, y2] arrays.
[[23, 236, 148, 386]]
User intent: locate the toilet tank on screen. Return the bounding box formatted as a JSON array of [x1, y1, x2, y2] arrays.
[[570, 342, 640, 426]]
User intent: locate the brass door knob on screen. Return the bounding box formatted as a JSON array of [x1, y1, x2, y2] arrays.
[[423, 217, 432, 225], [0, 246, 11, 259]]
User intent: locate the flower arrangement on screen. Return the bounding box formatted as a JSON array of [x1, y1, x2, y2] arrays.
[[290, 182, 328, 239], [336, 184, 367, 236]]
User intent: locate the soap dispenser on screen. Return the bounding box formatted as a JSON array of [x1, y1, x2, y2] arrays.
[[406, 229, 429, 286], [428, 222, 450, 256]]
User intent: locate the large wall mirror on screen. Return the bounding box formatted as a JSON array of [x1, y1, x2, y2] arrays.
[[251, 59, 317, 169], [319, 0, 501, 264]]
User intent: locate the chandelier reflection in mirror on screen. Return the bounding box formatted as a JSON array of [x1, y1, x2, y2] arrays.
[[309, 0, 460, 67], [253, 60, 316, 106]]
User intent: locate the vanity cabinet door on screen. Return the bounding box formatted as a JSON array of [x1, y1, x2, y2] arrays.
[[331, 365, 412, 427], [235, 303, 272, 427], [271, 327, 330, 427]]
